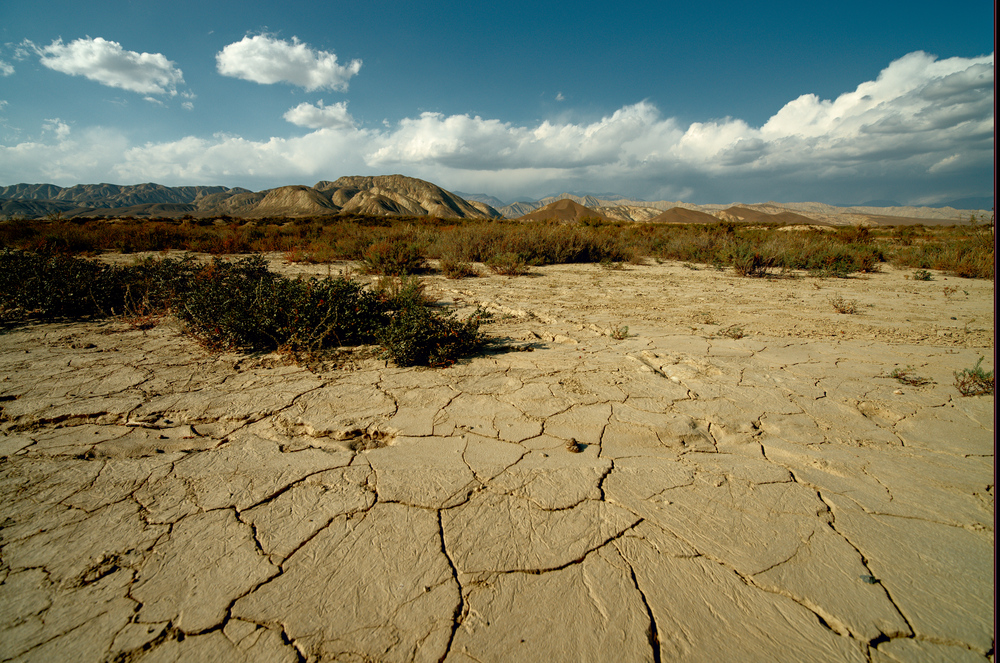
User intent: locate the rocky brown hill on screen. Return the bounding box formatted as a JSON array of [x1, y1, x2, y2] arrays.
[[715, 206, 821, 226], [596, 205, 664, 223], [517, 199, 612, 223], [0, 176, 502, 220], [647, 207, 720, 224], [314, 175, 501, 218]]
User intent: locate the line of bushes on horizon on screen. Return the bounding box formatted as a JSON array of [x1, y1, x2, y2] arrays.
[[0, 213, 993, 278], [0, 251, 485, 368]]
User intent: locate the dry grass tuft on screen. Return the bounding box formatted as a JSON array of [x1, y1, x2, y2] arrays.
[[829, 295, 858, 314]]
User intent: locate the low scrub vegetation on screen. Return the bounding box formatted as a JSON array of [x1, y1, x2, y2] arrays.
[[360, 235, 427, 275], [0, 213, 992, 280], [888, 366, 933, 386], [610, 323, 630, 340], [888, 215, 994, 279], [718, 324, 746, 339], [730, 243, 776, 277], [954, 357, 995, 396], [0, 250, 195, 320], [178, 256, 388, 353], [439, 254, 478, 279], [378, 302, 485, 367], [829, 295, 859, 314], [486, 252, 528, 276], [0, 250, 484, 368], [1, 214, 990, 371]]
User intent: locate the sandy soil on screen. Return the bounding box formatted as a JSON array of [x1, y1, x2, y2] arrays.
[[0, 255, 994, 662]]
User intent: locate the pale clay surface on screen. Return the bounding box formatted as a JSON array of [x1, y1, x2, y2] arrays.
[[0, 256, 994, 662]]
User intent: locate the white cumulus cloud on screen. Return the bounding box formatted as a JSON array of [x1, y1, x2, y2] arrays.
[[42, 118, 71, 140], [33, 37, 184, 95], [0, 60, 13, 76], [1, 50, 992, 205], [761, 51, 993, 144], [283, 100, 355, 129], [0, 123, 129, 183], [366, 102, 677, 171], [110, 127, 373, 185], [216, 35, 361, 91]]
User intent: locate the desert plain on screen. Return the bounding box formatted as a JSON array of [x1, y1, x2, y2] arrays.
[[0, 254, 994, 662]]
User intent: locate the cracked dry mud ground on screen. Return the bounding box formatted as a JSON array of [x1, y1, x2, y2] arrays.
[[0, 258, 994, 663]]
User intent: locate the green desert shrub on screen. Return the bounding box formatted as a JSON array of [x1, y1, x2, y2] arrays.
[[507, 224, 633, 265], [884, 217, 994, 279], [0, 250, 195, 320], [941, 231, 994, 278], [377, 303, 485, 368], [836, 225, 872, 244], [889, 239, 993, 279], [893, 225, 924, 246], [448, 222, 633, 267], [178, 258, 482, 364], [486, 252, 528, 275], [730, 243, 775, 277], [954, 357, 994, 396], [360, 237, 427, 275], [0, 250, 484, 367], [2, 214, 991, 281], [0, 250, 107, 318], [753, 230, 883, 276], [645, 225, 730, 265], [282, 222, 375, 262], [115, 255, 199, 318], [439, 255, 478, 278], [803, 245, 882, 276], [177, 255, 385, 351]]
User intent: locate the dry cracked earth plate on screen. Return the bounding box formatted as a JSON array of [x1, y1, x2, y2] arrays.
[[0, 258, 994, 662]]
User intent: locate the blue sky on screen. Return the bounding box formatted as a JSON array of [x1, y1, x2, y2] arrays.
[[0, 0, 994, 205]]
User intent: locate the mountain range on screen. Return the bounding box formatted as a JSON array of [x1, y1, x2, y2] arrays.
[[0, 175, 504, 221], [455, 190, 989, 224], [0, 175, 990, 226]]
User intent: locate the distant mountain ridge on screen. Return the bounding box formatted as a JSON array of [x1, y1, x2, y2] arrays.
[[0, 182, 244, 207], [705, 201, 989, 225], [451, 192, 507, 210], [0, 177, 989, 225], [842, 197, 992, 210], [0, 176, 503, 221], [497, 192, 677, 218]]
